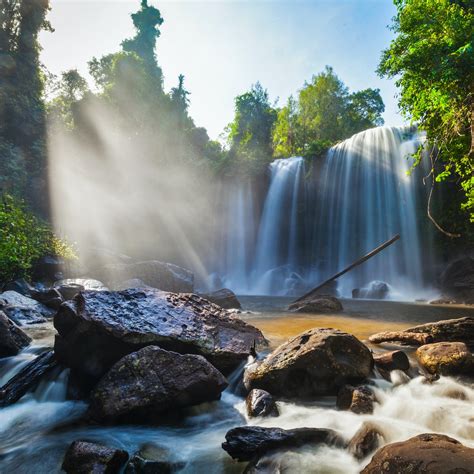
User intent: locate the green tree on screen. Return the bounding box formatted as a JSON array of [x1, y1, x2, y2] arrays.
[[378, 0, 474, 225], [226, 82, 277, 175], [272, 96, 299, 157], [0, 0, 52, 213]]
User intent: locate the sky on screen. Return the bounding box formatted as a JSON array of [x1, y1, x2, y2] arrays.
[[40, 0, 405, 140]]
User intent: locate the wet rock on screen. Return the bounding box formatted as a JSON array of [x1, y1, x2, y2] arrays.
[[336, 385, 375, 414], [416, 342, 474, 376], [30, 288, 64, 310], [54, 288, 265, 378], [358, 281, 390, 299], [439, 257, 474, 304], [222, 426, 344, 462], [246, 389, 279, 418], [373, 350, 410, 372], [348, 422, 384, 460], [32, 255, 65, 281], [125, 443, 184, 474], [369, 317, 474, 346], [288, 295, 343, 313], [0, 351, 58, 406], [0, 290, 54, 324], [0, 310, 31, 357], [2, 278, 34, 296], [54, 278, 108, 299], [244, 328, 373, 398], [96, 260, 194, 293], [62, 440, 129, 474], [66, 369, 98, 401], [199, 288, 242, 310], [89, 346, 227, 422], [361, 433, 474, 473]]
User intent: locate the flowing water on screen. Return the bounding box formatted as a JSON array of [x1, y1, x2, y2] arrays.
[[214, 126, 436, 300], [1, 299, 473, 473]]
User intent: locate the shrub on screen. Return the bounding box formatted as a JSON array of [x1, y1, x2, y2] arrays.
[[0, 194, 76, 282]]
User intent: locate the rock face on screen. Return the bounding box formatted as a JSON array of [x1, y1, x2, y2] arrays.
[[89, 346, 228, 422], [199, 288, 242, 310], [0, 291, 54, 324], [244, 328, 373, 398], [361, 433, 474, 473], [62, 440, 129, 474], [440, 257, 474, 303], [246, 389, 279, 418], [337, 385, 375, 414], [0, 311, 31, 357], [96, 260, 194, 293], [288, 296, 343, 313], [222, 426, 343, 462], [370, 317, 474, 346], [416, 342, 474, 376], [54, 288, 265, 377]]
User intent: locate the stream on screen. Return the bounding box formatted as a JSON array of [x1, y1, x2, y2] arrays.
[[1, 298, 473, 473]]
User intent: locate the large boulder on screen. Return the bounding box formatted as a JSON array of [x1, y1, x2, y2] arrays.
[[288, 295, 343, 313], [96, 260, 194, 293], [358, 281, 390, 299], [439, 257, 474, 303], [0, 311, 31, 357], [361, 433, 474, 473], [416, 342, 474, 376], [54, 288, 265, 378], [62, 440, 129, 474], [89, 346, 227, 422], [199, 288, 242, 310], [0, 291, 54, 324], [222, 426, 343, 462], [244, 328, 373, 398]]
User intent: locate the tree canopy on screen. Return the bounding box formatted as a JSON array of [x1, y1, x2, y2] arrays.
[[378, 0, 474, 225]]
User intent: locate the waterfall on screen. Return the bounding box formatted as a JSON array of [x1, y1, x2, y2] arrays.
[[213, 126, 435, 299]]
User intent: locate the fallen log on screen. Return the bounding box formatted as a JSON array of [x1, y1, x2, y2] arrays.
[[293, 234, 400, 304], [0, 350, 58, 407], [373, 350, 410, 372], [369, 332, 433, 346], [404, 317, 474, 344]]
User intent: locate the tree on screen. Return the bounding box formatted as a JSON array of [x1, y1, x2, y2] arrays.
[[226, 82, 277, 175], [272, 96, 299, 157], [378, 0, 474, 226], [0, 0, 52, 213]]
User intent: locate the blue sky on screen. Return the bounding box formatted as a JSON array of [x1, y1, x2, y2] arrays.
[[40, 0, 404, 140]]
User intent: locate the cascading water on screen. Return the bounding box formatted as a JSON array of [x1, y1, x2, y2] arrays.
[[214, 126, 435, 300]]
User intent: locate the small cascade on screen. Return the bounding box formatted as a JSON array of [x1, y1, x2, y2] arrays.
[[253, 157, 306, 295]]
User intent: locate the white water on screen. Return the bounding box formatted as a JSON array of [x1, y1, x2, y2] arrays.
[[214, 126, 436, 300]]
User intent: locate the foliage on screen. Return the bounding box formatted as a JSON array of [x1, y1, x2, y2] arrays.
[[0, 195, 76, 282], [0, 0, 52, 213], [378, 0, 474, 223], [225, 82, 277, 175], [272, 67, 385, 158]]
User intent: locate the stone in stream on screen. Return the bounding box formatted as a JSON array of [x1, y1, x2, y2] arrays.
[[0, 290, 54, 325], [373, 350, 410, 372], [244, 328, 373, 398], [54, 288, 265, 378], [288, 295, 343, 313], [336, 385, 375, 414], [348, 422, 384, 460], [54, 278, 108, 299], [30, 287, 64, 310], [62, 440, 129, 474], [89, 346, 228, 422], [369, 316, 474, 346], [246, 389, 279, 418], [0, 350, 58, 406], [222, 426, 344, 462], [125, 443, 185, 474], [358, 280, 390, 299], [0, 310, 32, 357], [416, 342, 474, 376], [199, 288, 242, 310], [361, 433, 474, 473], [95, 260, 194, 293]]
